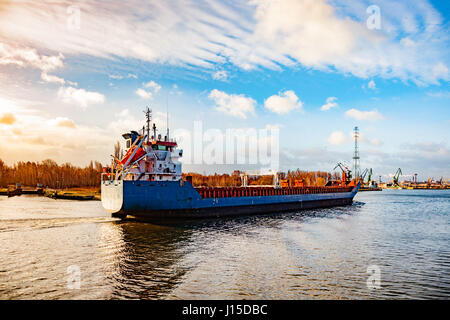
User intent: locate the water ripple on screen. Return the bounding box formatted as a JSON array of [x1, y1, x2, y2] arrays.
[[0, 190, 449, 299]]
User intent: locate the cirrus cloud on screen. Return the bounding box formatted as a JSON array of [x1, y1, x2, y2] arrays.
[[0, 0, 447, 84], [345, 108, 384, 121]]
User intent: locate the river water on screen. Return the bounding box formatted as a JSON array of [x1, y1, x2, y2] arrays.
[[0, 189, 449, 299]]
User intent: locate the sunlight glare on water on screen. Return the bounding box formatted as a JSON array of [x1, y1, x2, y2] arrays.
[[0, 190, 449, 299]]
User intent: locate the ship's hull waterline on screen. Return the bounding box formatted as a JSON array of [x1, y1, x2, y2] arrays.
[[101, 180, 360, 222]]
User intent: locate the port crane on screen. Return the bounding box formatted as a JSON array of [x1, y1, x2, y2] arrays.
[[360, 168, 368, 182], [392, 168, 402, 187], [333, 162, 353, 186], [366, 168, 373, 183]]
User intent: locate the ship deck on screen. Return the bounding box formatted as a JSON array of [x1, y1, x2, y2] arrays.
[[194, 186, 353, 199]]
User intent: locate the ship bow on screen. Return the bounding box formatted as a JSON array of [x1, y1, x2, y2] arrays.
[[101, 180, 124, 214]]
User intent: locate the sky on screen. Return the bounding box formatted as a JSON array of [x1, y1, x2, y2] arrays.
[[0, 0, 449, 182]]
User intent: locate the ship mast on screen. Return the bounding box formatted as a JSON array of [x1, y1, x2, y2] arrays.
[[353, 126, 360, 181], [144, 107, 151, 145]]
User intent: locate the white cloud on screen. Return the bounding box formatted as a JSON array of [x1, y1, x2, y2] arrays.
[[0, 42, 64, 72], [108, 73, 137, 80], [208, 89, 256, 119], [328, 131, 347, 145], [48, 117, 76, 129], [320, 97, 338, 111], [0, 42, 81, 87], [135, 88, 152, 99], [0, 0, 447, 84], [143, 80, 161, 92], [345, 108, 384, 121], [58, 86, 105, 108], [41, 72, 65, 85], [368, 80, 376, 90], [135, 80, 161, 99], [212, 70, 228, 81], [264, 90, 302, 114]]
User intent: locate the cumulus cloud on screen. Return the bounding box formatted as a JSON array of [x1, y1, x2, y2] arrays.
[[327, 131, 347, 145], [264, 90, 302, 114], [58, 86, 105, 108], [49, 117, 76, 129], [0, 0, 447, 84], [367, 80, 376, 90], [345, 108, 384, 121], [135, 88, 152, 99], [135, 80, 161, 99], [0, 113, 16, 125], [320, 97, 338, 111], [40, 72, 65, 85], [208, 89, 256, 119], [143, 80, 161, 92]]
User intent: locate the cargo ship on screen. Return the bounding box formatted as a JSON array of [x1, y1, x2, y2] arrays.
[[101, 108, 360, 221]]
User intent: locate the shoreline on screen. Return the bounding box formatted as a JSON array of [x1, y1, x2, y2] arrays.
[[0, 187, 101, 200]]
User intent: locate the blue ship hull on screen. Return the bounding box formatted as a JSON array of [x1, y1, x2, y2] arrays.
[[101, 180, 360, 221]]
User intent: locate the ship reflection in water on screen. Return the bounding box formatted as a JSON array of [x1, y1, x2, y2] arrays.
[[0, 190, 449, 299]]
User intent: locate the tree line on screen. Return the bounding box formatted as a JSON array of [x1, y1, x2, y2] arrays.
[[184, 170, 339, 187], [0, 157, 340, 189], [0, 158, 103, 189]]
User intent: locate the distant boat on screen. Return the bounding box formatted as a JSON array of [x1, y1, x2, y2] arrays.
[[47, 191, 94, 201]]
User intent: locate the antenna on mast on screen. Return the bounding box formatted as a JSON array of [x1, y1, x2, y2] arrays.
[[166, 92, 169, 140], [144, 107, 151, 144], [353, 126, 360, 181]]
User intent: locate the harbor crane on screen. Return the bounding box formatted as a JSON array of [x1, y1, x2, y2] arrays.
[[392, 168, 402, 187], [359, 168, 373, 184], [333, 162, 353, 186], [366, 168, 373, 183], [360, 168, 369, 182]]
